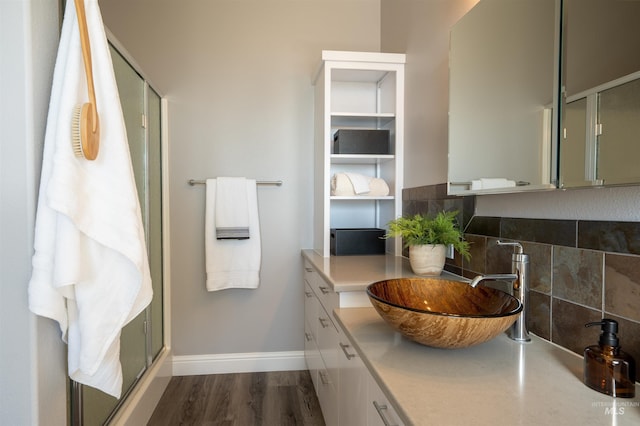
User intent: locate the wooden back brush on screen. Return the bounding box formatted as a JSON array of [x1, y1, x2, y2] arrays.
[[72, 0, 100, 160]]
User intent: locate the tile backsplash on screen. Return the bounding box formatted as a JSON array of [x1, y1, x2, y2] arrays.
[[403, 184, 640, 367]]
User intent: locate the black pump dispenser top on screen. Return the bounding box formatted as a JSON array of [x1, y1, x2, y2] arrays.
[[585, 318, 619, 347]]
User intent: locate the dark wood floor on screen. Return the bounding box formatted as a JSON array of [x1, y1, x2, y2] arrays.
[[147, 370, 325, 426]]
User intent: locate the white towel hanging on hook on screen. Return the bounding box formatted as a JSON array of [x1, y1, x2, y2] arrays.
[[28, 0, 152, 399]]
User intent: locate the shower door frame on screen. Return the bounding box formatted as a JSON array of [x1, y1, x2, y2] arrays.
[[69, 30, 172, 426]]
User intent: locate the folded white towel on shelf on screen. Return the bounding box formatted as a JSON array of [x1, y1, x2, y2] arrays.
[[344, 172, 371, 194], [470, 178, 517, 190], [370, 178, 390, 196], [205, 179, 261, 291], [331, 173, 390, 196], [215, 177, 250, 239], [28, 0, 152, 399]]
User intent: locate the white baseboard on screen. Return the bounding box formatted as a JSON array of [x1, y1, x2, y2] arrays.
[[172, 350, 306, 377]]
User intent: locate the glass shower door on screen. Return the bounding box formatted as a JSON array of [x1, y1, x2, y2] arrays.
[[74, 44, 163, 426], [110, 44, 148, 402]]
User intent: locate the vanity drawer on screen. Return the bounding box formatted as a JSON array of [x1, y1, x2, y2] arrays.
[[317, 303, 340, 387], [304, 281, 318, 339], [338, 332, 367, 426], [368, 374, 404, 426], [317, 365, 338, 426], [304, 317, 321, 393], [304, 261, 339, 319]]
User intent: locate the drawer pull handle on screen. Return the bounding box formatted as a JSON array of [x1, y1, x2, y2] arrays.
[[319, 371, 330, 385], [305, 267, 313, 272], [319, 286, 330, 295], [373, 401, 397, 426], [318, 317, 329, 328], [339, 342, 356, 360], [304, 332, 313, 342], [305, 291, 313, 298]]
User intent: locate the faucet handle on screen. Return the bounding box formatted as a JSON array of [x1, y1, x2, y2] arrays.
[[497, 240, 523, 254]]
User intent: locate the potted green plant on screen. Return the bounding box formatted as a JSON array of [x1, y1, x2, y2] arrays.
[[385, 210, 470, 275]]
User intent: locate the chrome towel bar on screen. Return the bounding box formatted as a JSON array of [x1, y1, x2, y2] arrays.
[[188, 179, 283, 186]]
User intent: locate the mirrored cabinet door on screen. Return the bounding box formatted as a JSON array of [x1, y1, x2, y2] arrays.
[[560, 0, 640, 188], [597, 78, 640, 185], [448, 0, 640, 193], [447, 0, 558, 195]]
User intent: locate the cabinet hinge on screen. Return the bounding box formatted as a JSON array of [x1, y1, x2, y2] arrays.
[[141, 113, 147, 129], [143, 320, 148, 335], [595, 123, 602, 136]]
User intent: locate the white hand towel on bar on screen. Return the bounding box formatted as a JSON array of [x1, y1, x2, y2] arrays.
[[215, 177, 250, 239], [205, 179, 261, 291], [27, 0, 152, 399]]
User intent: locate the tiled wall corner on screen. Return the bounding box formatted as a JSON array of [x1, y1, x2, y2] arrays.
[[403, 184, 640, 367]]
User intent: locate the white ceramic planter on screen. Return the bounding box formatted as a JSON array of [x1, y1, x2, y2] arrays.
[[409, 244, 446, 276]]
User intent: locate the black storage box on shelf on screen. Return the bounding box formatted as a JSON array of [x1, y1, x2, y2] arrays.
[[333, 129, 390, 155], [330, 228, 386, 256]]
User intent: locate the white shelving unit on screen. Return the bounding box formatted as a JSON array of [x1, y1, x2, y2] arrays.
[[313, 50, 405, 257]]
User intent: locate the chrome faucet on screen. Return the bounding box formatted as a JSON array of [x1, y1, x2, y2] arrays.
[[469, 273, 518, 288], [469, 240, 531, 342]]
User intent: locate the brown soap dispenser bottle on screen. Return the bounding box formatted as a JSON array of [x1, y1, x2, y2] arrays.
[[584, 318, 636, 398]]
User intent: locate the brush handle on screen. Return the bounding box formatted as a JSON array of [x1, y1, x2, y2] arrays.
[[74, 0, 98, 133]]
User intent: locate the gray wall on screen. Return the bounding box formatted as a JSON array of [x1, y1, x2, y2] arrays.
[[100, 0, 381, 356], [0, 0, 67, 424]]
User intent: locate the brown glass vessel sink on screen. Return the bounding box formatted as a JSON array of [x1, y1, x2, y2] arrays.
[[366, 278, 522, 349]]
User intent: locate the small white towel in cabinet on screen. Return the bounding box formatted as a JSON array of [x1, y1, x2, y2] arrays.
[[331, 173, 390, 196]]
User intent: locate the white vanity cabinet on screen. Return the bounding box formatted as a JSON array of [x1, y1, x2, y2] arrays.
[[304, 262, 340, 425], [303, 259, 369, 425], [313, 51, 405, 257], [303, 258, 405, 425]]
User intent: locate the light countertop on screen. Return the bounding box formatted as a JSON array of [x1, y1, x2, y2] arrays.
[[334, 307, 640, 426], [302, 249, 640, 424], [301, 249, 462, 292]]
